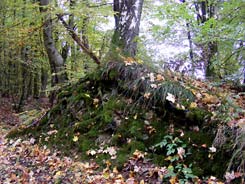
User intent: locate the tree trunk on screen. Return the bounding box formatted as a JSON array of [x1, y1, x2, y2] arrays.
[[39, 0, 67, 86], [40, 67, 48, 97], [194, 0, 218, 79], [112, 0, 144, 57], [206, 42, 218, 78]]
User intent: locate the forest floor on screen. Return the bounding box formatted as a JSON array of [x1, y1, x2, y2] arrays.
[[0, 79, 244, 183], [0, 97, 170, 184]]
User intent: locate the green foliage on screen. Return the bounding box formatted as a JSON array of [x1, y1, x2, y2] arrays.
[[149, 0, 244, 80], [153, 135, 197, 183]]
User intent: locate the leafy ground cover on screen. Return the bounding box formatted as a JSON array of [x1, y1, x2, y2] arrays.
[[0, 98, 166, 183], [1, 61, 245, 183], [0, 106, 177, 183]]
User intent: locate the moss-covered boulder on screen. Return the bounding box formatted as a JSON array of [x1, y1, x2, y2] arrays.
[[7, 61, 234, 180]]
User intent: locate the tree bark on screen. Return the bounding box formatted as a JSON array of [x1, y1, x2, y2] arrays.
[[194, 0, 218, 79], [39, 0, 67, 86], [112, 0, 144, 57], [40, 67, 48, 97]]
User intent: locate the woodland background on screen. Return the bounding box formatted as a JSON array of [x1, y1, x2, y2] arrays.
[[0, 0, 244, 108], [0, 0, 245, 183]]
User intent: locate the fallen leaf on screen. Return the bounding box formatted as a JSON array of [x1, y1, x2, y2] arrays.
[[148, 73, 155, 82], [209, 146, 216, 153], [237, 118, 245, 128], [84, 93, 90, 98], [166, 93, 175, 103], [73, 135, 79, 142], [150, 83, 157, 88], [169, 176, 177, 184], [133, 149, 145, 159], [156, 74, 164, 81], [86, 149, 96, 156], [177, 147, 185, 159], [190, 102, 197, 108], [144, 92, 151, 99], [93, 98, 99, 106], [202, 93, 219, 104]]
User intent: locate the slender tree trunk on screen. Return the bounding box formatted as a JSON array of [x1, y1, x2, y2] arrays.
[[40, 67, 48, 97], [111, 0, 144, 57], [81, 16, 90, 50], [0, 1, 6, 95], [61, 0, 76, 63], [39, 0, 67, 86], [40, 0, 68, 104], [181, 0, 195, 75], [206, 42, 218, 78], [194, 0, 218, 79]]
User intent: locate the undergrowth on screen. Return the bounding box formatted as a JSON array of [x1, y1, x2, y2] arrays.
[[6, 61, 242, 181]]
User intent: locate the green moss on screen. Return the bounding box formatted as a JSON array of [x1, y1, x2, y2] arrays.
[[57, 89, 72, 99], [125, 140, 146, 153], [111, 134, 125, 145], [186, 108, 211, 126], [191, 166, 204, 176], [183, 131, 213, 145], [87, 128, 99, 137], [78, 137, 95, 152], [181, 131, 227, 177], [149, 120, 168, 144], [108, 69, 119, 79], [95, 154, 111, 165], [116, 150, 130, 169], [8, 63, 233, 180], [73, 120, 91, 133], [150, 153, 167, 166]]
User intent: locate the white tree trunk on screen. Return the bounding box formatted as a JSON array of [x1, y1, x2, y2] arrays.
[[40, 0, 66, 85], [112, 0, 144, 57]]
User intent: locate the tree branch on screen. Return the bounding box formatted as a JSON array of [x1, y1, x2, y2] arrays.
[[56, 14, 101, 65], [88, 2, 113, 8]]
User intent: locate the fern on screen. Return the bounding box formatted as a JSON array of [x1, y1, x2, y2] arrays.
[[100, 61, 195, 109]]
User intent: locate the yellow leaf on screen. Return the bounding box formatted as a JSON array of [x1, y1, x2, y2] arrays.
[[105, 160, 111, 167], [93, 98, 99, 105], [156, 74, 165, 81], [73, 135, 79, 142], [165, 156, 173, 161], [168, 165, 174, 170], [84, 93, 90, 98], [113, 167, 118, 174], [190, 102, 197, 108], [133, 149, 145, 159], [124, 57, 135, 66], [54, 171, 63, 178], [133, 114, 137, 120], [202, 93, 219, 104], [137, 59, 144, 64], [103, 170, 110, 179], [169, 176, 177, 184], [144, 92, 151, 99]]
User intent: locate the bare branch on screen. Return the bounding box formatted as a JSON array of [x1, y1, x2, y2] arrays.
[[56, 14, 101, 65]]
